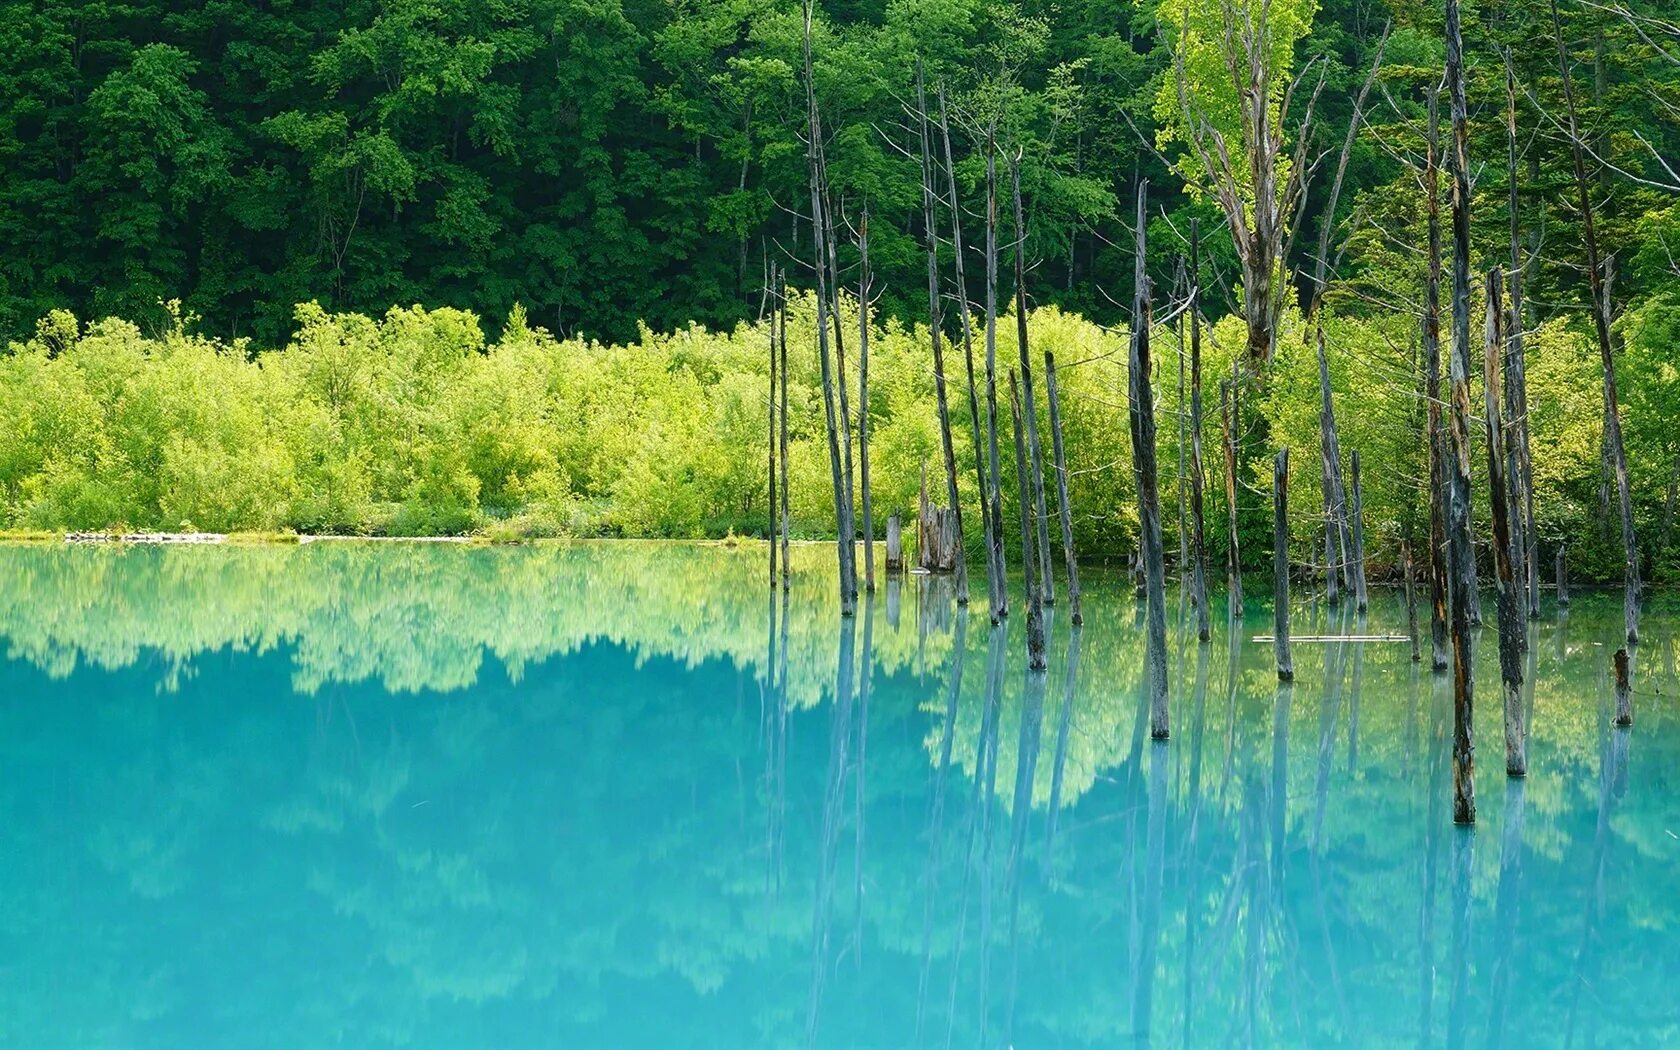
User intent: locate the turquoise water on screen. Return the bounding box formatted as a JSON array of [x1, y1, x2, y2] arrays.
[[1, 541, 1677, 1048]]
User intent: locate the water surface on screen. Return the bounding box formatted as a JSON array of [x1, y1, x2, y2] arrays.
[[1, 542, 1677, 1047]]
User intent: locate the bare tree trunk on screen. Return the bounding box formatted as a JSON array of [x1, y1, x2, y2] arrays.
[[1012, 158, 1054, 606], [1274, 447, 1294, 682], [802, 2, 854, 616], [1483, 267, 1527, 778], [780, 268, 791, 588], [1613, 647, 1632, 726], [1505, 59, 1540, 620], [769, 263, 779, 587], [940, 89, 1002, 621], [1316, 326, 1352, 605], [1558, 547, 1570, 608], [1010, 371, 1047, 670], [1189, 220, 1211, 642], [916, 65, 968, 606], [1349, 450, 1369, 613], [1130, 183, 1170, 738], [858, 208, 875, 593], [982, 135, 1009, 622], [1224, 367, 1244, 613], [1176, 260, 1190, 581], [1424, 90, 1451, 673], [1549, 0, 1640, 646], [1446, 0, 1477, 824], [1045, 349, 1082, 624], [824, 178, 857, 601]]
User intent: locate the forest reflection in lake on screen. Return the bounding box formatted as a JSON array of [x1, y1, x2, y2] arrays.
[[1, 541, 1678, 1048]]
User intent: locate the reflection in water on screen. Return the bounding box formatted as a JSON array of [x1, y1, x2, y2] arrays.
[[1, 543, 1679, 1048]]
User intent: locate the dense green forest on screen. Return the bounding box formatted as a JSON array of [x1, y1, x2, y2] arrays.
[[1, 0, 1677, 580]]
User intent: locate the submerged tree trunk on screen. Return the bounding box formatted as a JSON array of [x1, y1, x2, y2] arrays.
[[1274, 447, 1294, 682], [1549, 0, 1640, 646], [1189, 220, 1211, 642], [1505, 60, 1540, 619], [1045, 349, 1082, 624], [779, 269, 791, 588], [916, 65, 968, 606], [982, 137, 1009, 622], [1224, 368, 1244, 613], [858, 209, 875, 593], [802, 2, 853, 615], [1424, 90, 1451, 673], [1130, 183, 1170, 739], [1446, 0, 1477, 824], [1403, 534, 1421, 664], [1010, 371, 1047, 671], [1349, 450, 1369, 613], [1315, 326, 1352, 606], [940, 88, 1001, 620], [769, 264, 779, 587], [1613, 647, 1632, 727], [1012, 158, 1054, 606], [1483, 268, 1526, 778]]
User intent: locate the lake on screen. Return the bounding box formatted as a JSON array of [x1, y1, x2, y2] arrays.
[[1, 541, 1677, 1048]]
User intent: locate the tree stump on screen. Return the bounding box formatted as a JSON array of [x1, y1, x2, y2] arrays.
[[885, 514, 904, 573]]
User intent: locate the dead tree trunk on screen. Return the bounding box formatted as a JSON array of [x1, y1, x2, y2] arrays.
[[1315, 326, 1352, 606], [939, 89, 998, 619], [1045, 349, 1082, 624], [858, 208, 875, 593], [918, 465, 960, 573], [1504, 58, 1540, 620], [915, 65, 968, 605], [1274, 447, 1294, 682], [886, 513, 904, 572], [982, 135, 1010, 622], [817, 149, 857, 603], [1188, 219, 1211, 642], [1613, 647, 1632, 727], [802, 3, 854, 616], [779, 268, 791, 589], [1423, 89, 1451, 673], [1446, 0, 1477, 824], [1010, 371, 1048, 671], [1012, 156, 1055, 606], [1483, 267, 1527, 778], [1349, 450, 1369, 613], [769, 264, 779, 587], [1549, 0, 1640, 646], [1130, 182, 1170, 739], [1223, 367, 1244, 613]]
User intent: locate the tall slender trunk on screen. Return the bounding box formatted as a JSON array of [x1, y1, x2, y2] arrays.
[[1274, 447, 1294, 682], [1505, 60, 1540, 619], [801, 2, 854, 616], [858, 208, 875, 593], [1549, 0, 1640, 646], [1130, 182, 1170, 739], [916, 66, 968, 605], [1224, 364, 1244, 613], [1189, 220, 1211, 642], [939, 88, 1000, 619], [982, 135, 1009, 622], [1349, 450, 1369, 613], [1446, 0, 1478, 824], [1424, 89, 1451, 673], [1011, 158, 1054, 606], [1044, 349, 1081, 624], [821, 165, 857, 601], [1010, 371, 1047, 670], [769, 263, 779, 586], [1483, 268, 1527, 777], [779, 269, 791, 589], [1315, 326, 1352, 605]]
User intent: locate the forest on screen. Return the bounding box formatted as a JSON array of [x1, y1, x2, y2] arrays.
[[1, 0, 1677, 585]]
